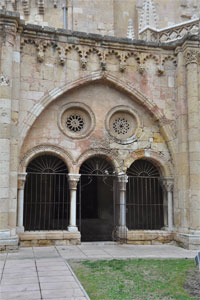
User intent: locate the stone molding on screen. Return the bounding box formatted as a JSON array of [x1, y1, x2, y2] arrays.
[[19, 144, 74, 172], [67, 174, 81, 190], [184, 49, 200, 65]]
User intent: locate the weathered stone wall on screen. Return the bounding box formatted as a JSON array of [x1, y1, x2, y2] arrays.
[[1, 0, 200, 38]]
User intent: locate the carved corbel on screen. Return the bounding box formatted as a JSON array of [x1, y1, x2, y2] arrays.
[[0, 0, 6, 9], [80, 57, 87, 70], [36, 41, 49, 63], [138, 64, 145, 75], [157, 65, 165, 76], [57, 46, 67, 65], [53, 0, 58, 8], [119, 62, 126, 72], [11, 0, 17, 10]]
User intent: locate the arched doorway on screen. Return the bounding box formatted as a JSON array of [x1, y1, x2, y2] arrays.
[[127, 159, 164, 230], [24, 155, 69, 231], [79, 157, 114, 241]]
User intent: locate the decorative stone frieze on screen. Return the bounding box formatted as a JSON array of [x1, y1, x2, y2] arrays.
[[184, 49, 200, 65]]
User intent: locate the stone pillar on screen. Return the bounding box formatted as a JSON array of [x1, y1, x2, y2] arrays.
[[67, 174, 80, 232], [116, 174, 128, 239], [175, 47, 189, 232], [17, 173, 27, 233], [67, 0, 73, 30], [0, 16, 15, 231], [184, 48, 200, 231], [163, 178, 174, 231]]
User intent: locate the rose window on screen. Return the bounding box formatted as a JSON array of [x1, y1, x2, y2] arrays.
[[66, 114, 84, 132], [112, 117, 130, 135]]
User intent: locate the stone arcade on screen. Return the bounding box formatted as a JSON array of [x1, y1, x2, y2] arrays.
[[0, 0, 200, 250]]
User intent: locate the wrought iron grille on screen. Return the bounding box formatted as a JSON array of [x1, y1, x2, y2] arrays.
[[24, 155, 69, 231], [127, 160, 164, 230]]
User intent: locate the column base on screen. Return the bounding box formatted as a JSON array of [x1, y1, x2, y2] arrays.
[[175, 231, 200, 250], [68, 226, 78, 232], [0, 229, 19, 251], [115, 226, 128, 240], [16, 226, 25, 234]]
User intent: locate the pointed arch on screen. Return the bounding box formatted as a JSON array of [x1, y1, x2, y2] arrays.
[[19, 71, 175, 158]]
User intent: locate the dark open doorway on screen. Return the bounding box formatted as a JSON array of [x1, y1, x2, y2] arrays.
[[78, 157, 114, 241]]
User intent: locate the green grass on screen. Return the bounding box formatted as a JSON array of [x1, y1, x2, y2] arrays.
[[69, 259, 197, 300]]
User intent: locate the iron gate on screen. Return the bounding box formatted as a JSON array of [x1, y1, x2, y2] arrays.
[[24, 172, 70, 231], [127, 176, 164, 230]]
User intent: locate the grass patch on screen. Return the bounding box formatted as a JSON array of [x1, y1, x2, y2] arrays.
[[69, 259, 197, 300]]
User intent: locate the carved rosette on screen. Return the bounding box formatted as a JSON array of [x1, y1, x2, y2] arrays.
[[184, 49, 200, 65], [68, 174, 81, 190]]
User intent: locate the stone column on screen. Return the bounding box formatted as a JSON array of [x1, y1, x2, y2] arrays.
[[17, 173, 27, 233], [0, 15, 16, 233], [67, 174, 80, 232], [67, 0, 73, 30], [116, 174, 128, 239], [163, 178, 174, 231], [175, 47, 189, 232], [184, 47, 200, 231]]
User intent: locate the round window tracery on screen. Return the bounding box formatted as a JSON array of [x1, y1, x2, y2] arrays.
[[112, 117, 130, 135], [58, 103, 95, 139], [105, 106, 142, 144], [66, 114, 85, 132]]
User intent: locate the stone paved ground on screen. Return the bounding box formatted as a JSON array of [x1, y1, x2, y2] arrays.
[[0, 244, 198, 299]]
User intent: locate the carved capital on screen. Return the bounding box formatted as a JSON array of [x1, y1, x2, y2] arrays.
[[68, 174, 81, 190], [0, 75, 10, 86], [184, 49, 200, 65], [117, 174, 128, 191], [18, 172, 27, 190], [162, 178, 174, 192]]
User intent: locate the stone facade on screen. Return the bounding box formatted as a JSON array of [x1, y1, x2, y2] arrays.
[[0, 0, 200, 250]]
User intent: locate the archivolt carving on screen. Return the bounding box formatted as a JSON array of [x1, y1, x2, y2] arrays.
[[124, 149, 173, 177], [76, 148, 121, 173], [20, 38, 175, 75], [142, 53, 159, 65], [162, 55, 177, 67], [19, 145, 75, 172]]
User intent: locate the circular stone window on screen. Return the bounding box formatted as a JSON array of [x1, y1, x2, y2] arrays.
[[105, 106, 142, 144], [58, 103, 95, 139]]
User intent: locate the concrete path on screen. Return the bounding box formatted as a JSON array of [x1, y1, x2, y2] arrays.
[[0, 243, 198, 299]]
